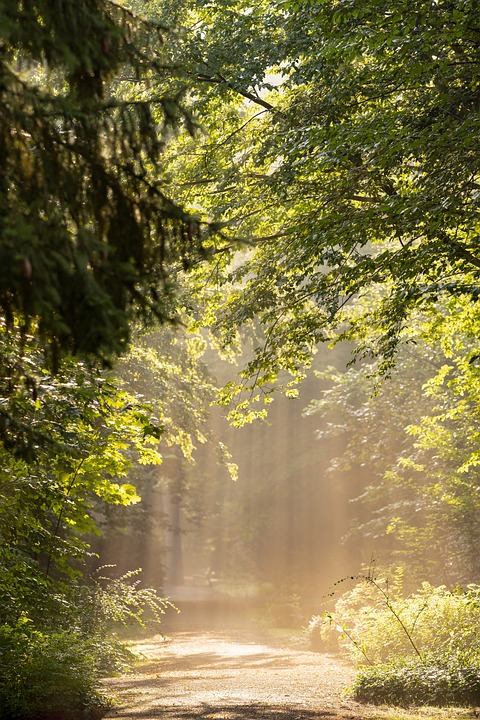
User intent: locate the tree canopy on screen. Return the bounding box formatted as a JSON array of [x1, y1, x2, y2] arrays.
[[159, 0, 480, 405], [2, 0, 480, 714], [0, 0, 210, 373]]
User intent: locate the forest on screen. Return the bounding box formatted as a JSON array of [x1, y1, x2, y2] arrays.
[[1, 0, 480, 717]]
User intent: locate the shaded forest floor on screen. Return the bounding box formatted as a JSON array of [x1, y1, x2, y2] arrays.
[[103, 626, 474, 720]]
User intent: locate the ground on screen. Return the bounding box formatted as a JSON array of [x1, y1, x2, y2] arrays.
[[104, 628, 359, 719], [103, 598, 475, 720]]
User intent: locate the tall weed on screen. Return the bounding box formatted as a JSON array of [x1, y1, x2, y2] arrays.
[[320, 578, 480, 665], [308, 571, 480, 706]]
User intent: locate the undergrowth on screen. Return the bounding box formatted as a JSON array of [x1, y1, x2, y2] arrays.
[[0, 569, 175, 720], [307, 567, 480, 707], [352, 654, 480, 707]]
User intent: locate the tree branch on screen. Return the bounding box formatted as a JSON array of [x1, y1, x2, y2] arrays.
[[453, 242, 480, 270], [196, 73, 276, 112]]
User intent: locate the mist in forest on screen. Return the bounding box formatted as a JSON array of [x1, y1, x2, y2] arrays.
[[92, 343, 391, 629], [91, 324, 479, 634], [173, 392, 366, 600]]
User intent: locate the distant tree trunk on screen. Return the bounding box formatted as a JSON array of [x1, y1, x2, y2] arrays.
[[163, 458, 185, 586]]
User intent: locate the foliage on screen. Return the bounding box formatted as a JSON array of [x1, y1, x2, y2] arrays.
[[0, 0, 216, 392], [0, 569, 172, 719], [312, 572, 480, 706], [0, 566, 172, 717], [304, 295, 480, 585], [72, 567, 176, 643], [351, 655, 480, 707], [0, 621, 111, 720], [0, 353, 165, 627], [321, 574, 480, 665], [155, 0, 480, 418]]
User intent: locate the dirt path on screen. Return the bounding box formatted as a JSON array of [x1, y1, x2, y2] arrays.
[[104, 630, 364, 720]]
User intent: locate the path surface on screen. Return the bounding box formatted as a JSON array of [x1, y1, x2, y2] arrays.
[[104, 630, 364, 720]]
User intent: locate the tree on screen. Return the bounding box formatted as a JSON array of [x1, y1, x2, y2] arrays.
[[0, 352, 165, 624], [156, 0, 480, 410], [0, 0, 215, 383], [305, 294, 480, 586]]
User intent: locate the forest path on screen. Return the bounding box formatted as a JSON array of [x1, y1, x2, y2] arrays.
[[104, 630, 365, 720]]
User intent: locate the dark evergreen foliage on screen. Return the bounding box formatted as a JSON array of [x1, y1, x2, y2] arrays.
[[0, 0, 206, 368]]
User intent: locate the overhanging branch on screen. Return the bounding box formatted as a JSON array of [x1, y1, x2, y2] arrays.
[[196, 73, 276, 112]]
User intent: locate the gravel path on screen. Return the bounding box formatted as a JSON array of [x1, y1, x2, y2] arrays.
[[104, 631, 364, 720]]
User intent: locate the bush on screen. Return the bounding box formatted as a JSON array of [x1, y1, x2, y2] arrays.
[[308, 572, 480, 707], [73, 568, 174, 637], [0, 621, 112, 720], [0, 570, 175, 719], [352, 654, 480, 707], [319, 577, 480, 665]]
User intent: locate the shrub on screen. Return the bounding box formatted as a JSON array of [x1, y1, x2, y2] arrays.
[[352, 654, 480, 707], [320, 577, 480, 665], [0, 621, 112, 720], [0, 570, 175, 719], [309, 572, 480, 706], [74, 568, 174, 637]]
